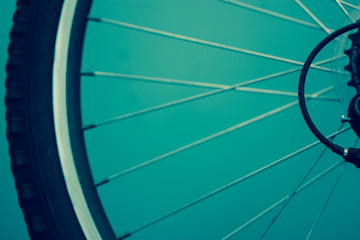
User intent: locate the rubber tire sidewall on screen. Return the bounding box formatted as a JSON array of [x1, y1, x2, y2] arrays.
[[6, 0, 115, 239]]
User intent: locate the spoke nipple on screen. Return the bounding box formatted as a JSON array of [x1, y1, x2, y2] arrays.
[[80, 71, 95, 77], [117, 232, 131, 240], [94, 179, 110, 187], [87, 16, 101, 22], [341, 115, 351, 123], [82, 124, 96, 131]]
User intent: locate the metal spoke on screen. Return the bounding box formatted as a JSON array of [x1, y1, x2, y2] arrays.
[[82, 71, 339, 102], [294, 0, 333, 34], [305, 164, 346, 240], [233, 87, 337, 101], [334, 0, 355, 22], [78, 2, 357, 240], [258, 124, 344, 240], [221, 160, 345, 240], [115, 128, 350, 240], [85, 6, 353, 239], [218, 0, 322, 31], [306, 138, 359, 240], [82, 56, 340, 131], [96, 101, 298, 187], [82, 69, 297, 131], [95, 86, 335, 187], [339, 0, 360, 11], [88, 17, 332, 72], [82, 71, 228, 89]]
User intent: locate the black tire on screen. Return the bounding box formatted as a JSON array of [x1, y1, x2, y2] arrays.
[[5, 0, 115, 239]]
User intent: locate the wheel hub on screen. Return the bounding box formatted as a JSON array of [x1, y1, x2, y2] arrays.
[[298, 22, 360, 168]]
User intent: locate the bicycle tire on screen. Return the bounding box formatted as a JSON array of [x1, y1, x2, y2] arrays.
[[5, 0, 115, 239], [5, 1, 360, 239]]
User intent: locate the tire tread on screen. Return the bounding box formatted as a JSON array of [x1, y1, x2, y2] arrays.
[[6, 0, 51, 238]]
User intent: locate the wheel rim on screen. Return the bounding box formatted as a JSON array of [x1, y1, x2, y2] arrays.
[[56, 1, 360, 239]]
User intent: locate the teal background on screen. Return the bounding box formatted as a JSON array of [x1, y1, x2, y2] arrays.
[[1, 0, 360, 240], [0, 1, 29, 239], [81, 0, 360, 239]]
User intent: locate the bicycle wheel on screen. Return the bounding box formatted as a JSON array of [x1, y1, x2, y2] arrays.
[[5, 0, 360, 239], [6, 0, 113, 239]]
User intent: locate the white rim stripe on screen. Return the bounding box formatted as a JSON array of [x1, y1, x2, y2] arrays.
[[53, 0, 102, 239]]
